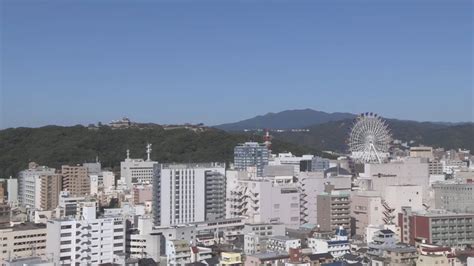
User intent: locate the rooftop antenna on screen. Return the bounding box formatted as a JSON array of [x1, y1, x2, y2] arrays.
[[126, 149, 130, 159], [146, 144, 152, 161]]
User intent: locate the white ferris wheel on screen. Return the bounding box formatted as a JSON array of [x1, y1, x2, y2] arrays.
[[349, 112, 391, 163]]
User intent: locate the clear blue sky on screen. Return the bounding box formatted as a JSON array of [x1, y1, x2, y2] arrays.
[[1, 0, 472, 128]]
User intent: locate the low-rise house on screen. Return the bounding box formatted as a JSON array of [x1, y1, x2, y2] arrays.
[[307, 227, 350, 258], [266, 236, 301, 253], [245, 251, 289, 266]]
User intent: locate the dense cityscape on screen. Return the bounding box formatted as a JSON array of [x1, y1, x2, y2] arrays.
[[2, 0, 472, 265], [0, 114, 472, 266]]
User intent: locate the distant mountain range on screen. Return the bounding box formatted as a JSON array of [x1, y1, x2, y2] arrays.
[[215, 109, 355, 131], [215, 109, 474, 153]]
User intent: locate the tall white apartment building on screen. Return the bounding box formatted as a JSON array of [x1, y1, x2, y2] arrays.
[[121, 145, 157, 188], [225, 170, 251, 219], [2, 177, 18, 206], [228, 178, 300, 228], [46, 202, 126, 265], [18, 162, 56, 208], [152, 163, 226, 226]]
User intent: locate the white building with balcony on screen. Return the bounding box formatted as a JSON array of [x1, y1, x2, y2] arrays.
[[126, 216, 161, 262], [46, 202, 125, 265], [266, 236, 301, 252], [166, 239, 192, 265], [228, 178, 300, 228], [308, 227, 350, 258]]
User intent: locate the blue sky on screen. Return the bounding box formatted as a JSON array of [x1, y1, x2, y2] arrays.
[[1, 0, 472, 128]]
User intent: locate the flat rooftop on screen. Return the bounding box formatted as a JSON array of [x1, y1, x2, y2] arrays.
[[0, 222, 46, 231], [414, 210, 474, 218], [269, 235, 299, 241], [249, 251, 289, 260]]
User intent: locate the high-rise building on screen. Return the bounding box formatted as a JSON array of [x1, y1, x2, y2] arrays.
[[317, 191, 351, 235], [61, 165, 89, 197], [46, 202, 126, 265], [152, 163, 226, 226], [39, 174, 62, 211], [234, 142, 269, 177], [6, 177, 18, 205], [17, 164, 61, 211], [120, 146, 157, 188], [204, 170, 226, 220], [18, 162, 56, 208]]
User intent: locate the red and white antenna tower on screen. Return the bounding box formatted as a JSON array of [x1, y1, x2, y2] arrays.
[[264, 129, 272, 150]]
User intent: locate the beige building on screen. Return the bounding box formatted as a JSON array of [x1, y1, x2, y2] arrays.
[[351, 191, 384, 239], [410, 146, 434, 160], [61, 165, 89, 197], [360, 157, 430, 202], [317, 191, 351, 235], [375, 247, 418, 266], [39, 174, 62, 211], [416, 254, 450, 266], [0, 223, 47, 262], [0, 185, 4, 204]]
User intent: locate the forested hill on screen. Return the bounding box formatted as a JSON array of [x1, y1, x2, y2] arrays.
[[0, 125, 323, 178]]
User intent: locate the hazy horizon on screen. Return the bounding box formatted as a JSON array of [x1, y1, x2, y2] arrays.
[[1, 107, 473, 130]]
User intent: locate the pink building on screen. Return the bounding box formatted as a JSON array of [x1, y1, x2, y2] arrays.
[[133, 185, 153, 204]]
